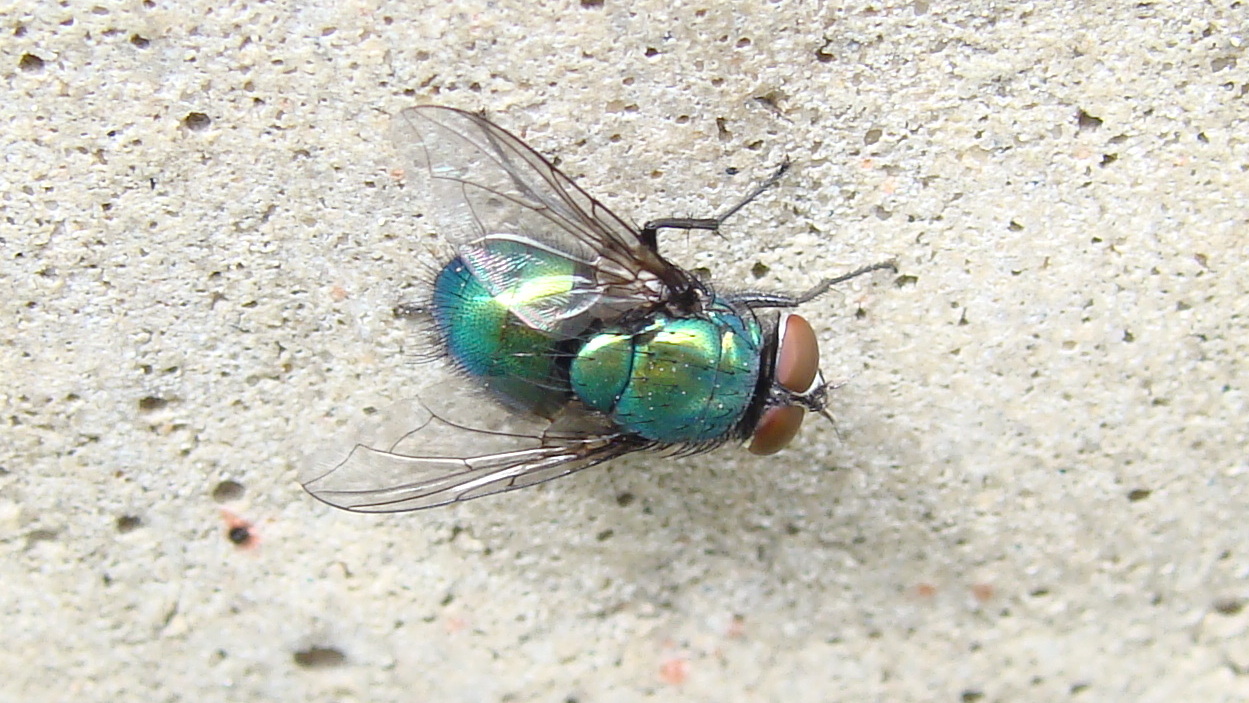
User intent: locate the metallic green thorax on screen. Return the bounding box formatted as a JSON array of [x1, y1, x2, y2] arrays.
[[571, 299, 763, 443], [433, 239, 764, 444]]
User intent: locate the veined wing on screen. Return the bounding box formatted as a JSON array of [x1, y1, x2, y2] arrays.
[[391, 106, 697, 334], [301, 395, 646, 512]]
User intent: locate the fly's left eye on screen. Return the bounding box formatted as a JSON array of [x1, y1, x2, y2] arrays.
[[748, 313, 820, 455]]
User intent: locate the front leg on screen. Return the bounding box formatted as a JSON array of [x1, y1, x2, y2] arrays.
[[639, 160, 791, 250], [726, 260, 898, 308]]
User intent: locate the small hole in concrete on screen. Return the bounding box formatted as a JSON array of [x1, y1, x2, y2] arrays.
[[116, 515, 142, 533], [212, 480, 245, 502], [183, 112, 211, 131], [293, 646, 346, 669], [18, 53, 45, 72], [815, 39, 835, 63], [227, 525, 253, 546], [1076, 109, 1102, 132], [27, 529, 58, 545], [1213, 597, 1244, 616], [138, 396, 168, 411]]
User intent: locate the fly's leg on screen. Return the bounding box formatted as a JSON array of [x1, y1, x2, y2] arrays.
[[728, 260, 898, 308], [639, 160, 791, 250], [394, 302, 428, 319]]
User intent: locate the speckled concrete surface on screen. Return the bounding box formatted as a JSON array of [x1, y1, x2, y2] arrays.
[[3, 1, 1248, 701]]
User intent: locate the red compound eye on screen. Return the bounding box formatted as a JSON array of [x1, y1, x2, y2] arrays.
[[748, 405, 806, 455], [774, 313, 819, 394]]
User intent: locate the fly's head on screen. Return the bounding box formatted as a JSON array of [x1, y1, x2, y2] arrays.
[[747, 312, 828, 455]]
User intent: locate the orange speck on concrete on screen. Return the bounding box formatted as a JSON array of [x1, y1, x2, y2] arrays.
[[659, 657, 690, 685]]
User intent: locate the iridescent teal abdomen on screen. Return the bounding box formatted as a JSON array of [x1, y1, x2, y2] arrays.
[[570, 300, 763, 443], [431, 239, 579, 416]]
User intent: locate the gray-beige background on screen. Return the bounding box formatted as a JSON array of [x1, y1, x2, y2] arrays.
[[3, 0, 1247, 701]]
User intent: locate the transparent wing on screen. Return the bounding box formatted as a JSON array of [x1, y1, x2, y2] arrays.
[[301, 394, 645, 512], [391, 105, 696, 334]]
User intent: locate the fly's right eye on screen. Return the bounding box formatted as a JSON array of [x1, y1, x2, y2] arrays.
[[748, 404, 805, 455], [774, 313, 819, 394], [748, 313, 820, 455]]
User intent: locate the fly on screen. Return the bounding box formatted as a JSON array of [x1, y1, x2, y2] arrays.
[[301, 106, 895, 512]]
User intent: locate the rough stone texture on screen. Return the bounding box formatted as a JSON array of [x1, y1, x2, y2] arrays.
[[3, 1, 1247, 701]]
